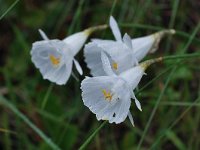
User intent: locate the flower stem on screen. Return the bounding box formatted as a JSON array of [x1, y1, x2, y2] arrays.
[[140, 53, 200, 70], [79, 121, 107, 150], [84, 24, 108, 35]]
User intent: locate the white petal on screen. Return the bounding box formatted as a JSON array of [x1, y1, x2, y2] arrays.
[[131, 92, 142, 111], [120, 66, 144, 90], [31, 40, 73, 85], [63, 31, 88, 56], [132, 30, 175, 61], [84, 42, 106, 76], [81, 76, 131, 124], [73, 59, 83, 75], [100, 51, 115, 76], [123, 33, 133, 49], [109, 16, 122, 41], [38, 29, 49, 40], [92, 39, 115, 46], [128, 111, 135, 127], [132, 35, 154, 61], [84, 40, 137, 76]]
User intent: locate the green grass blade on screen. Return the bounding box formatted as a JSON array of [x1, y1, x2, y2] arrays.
[[137, 20, 200, 150], [67, 0, 85, 34], [150, 96, 200, 149], [165, 0, 180, 51], [181, 21, 200, 53], [78, 121, 107, 150], [136, 66, 172, 95], [134, 0, 152, 22], [156, 101, 200, 107], [41, 83, 54, 109], [0, 0, 20, 20], [137, 67, 176, 150], [165, 130, 186, 150], [150, 49, 200, 149], [162, 53, 200, 60], [169, 0, 180, 29], [0, 95, 61, 150], [109, 0, 117, 16]]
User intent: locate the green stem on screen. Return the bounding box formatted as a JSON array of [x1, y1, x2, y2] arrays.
[[140, 53, 200, 70], [162, 53, 200, 60], [0, 95, 61, 150], [0, 0, 20, 20], [41, 83, 54, 109], [79, 121, 107, 150], [137, 67, 177, 150], [84, 24, 108, 35]]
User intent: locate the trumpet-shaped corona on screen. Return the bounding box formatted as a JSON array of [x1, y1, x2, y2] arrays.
[[31, 25, 107, 85], [81, 52, 158, 126], [84, 16, 175, 76]]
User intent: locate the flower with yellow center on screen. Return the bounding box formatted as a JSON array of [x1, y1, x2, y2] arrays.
[[81, 51, 163, 126], [31, 25, 107, 85], [84, 16, 175, 76]]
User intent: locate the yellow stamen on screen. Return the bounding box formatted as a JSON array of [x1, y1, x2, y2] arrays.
[[49, 55, 60, 66], [112, 62, 118, 70], [102, 89, 113, 101]]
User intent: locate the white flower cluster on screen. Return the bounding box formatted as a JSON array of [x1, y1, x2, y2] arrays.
[[30, 16, 175, 126]]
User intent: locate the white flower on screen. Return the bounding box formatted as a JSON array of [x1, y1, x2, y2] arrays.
[[31, 25, 107, 85], [81, 51, 151, 125], [84, 16, 175, 76]]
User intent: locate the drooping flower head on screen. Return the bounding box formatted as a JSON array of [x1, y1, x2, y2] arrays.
[[84, 16, 175, 76], [31, 25, 107, 85], [81, 52, 162, 125]]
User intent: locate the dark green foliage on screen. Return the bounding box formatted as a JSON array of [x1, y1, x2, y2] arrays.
[[0, 0, 200, 150]]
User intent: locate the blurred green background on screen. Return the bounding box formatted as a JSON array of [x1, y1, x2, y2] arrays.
[[0, 0, 200, 149]]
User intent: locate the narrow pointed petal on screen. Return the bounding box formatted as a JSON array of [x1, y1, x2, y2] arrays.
[[109, 16, 122, 41], [128, 111, 135, 127], [131, 91, 142, 111], [101, 51, 115, 76], [123, 33, 133, 49], [73, 59, 83, 75], [135, 98, 142, 111], [38, 29, 49, 40]]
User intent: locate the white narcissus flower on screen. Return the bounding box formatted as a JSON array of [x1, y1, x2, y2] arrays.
[[81, 51, 161, 125], [31, 25, 107, 85], [84, 16, 175, 76]]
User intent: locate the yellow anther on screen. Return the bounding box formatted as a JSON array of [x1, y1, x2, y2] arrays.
[[112, 62, 118, 70], [102, 89, 113, 101], [49, 55, 60, 66]]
